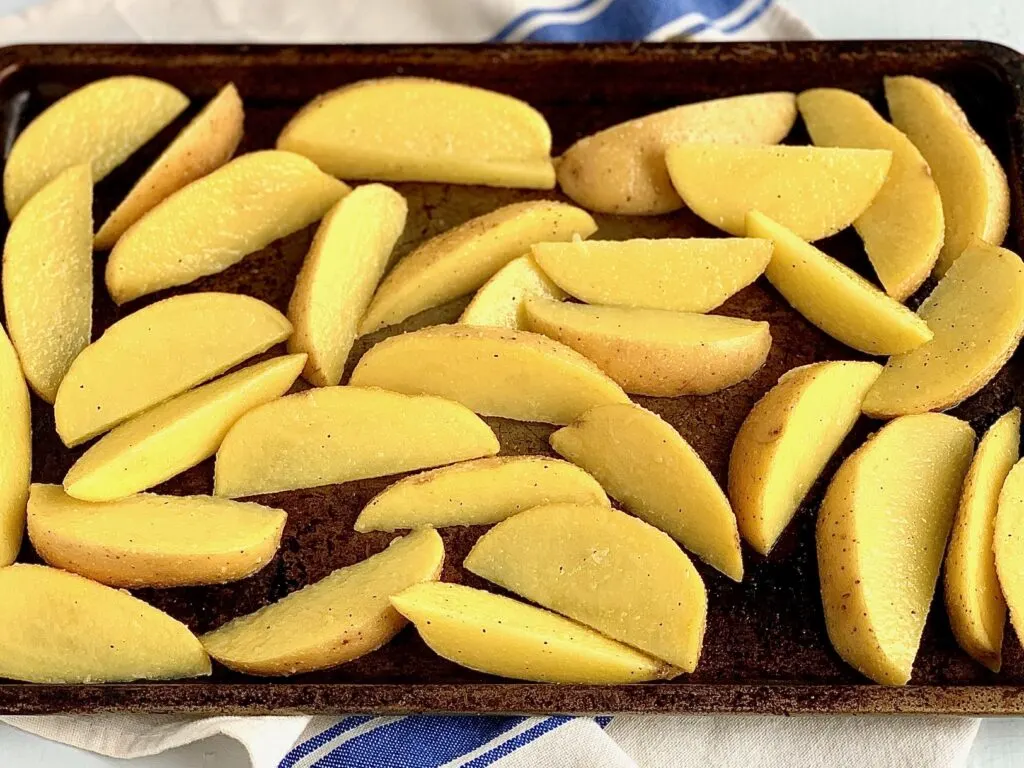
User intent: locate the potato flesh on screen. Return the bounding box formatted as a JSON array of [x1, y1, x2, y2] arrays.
[[392, 582, 678, 683], [214, 386, 499, 498], [817, 414, 975, 685], [201, 528, 444, 675], [460, 255, 566, 329], [0, 327, 30, 566], [996, 459, 1024, 653]]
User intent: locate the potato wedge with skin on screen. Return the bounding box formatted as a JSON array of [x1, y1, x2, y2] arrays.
[[885, 76, 1009, 276], [747, 211, 932, 356], [214, 386, 499, 499], [202, 528, 443, 675], [522, 299, 770, 397], [94, 83, 245, 250], [556, 92, 796, 215], [798, 88, 943, 300], [550, 403, 742, 580], [531, 237, 772, 313], [64, 355, 305, 503], [460, 255, 566, 329], [354, 456, 609, 532], [945, 409, 1019, 671], [106, 150, 349, 304], [666, 144, 892, 240], [729, 361, 882, 556], [817, 414, 975, 685], [4, 76, 188, 218], [349, 325, 629, 425], [55, 293, 292, 447], [28, 484, 287, 589], [465, 503, 707, 671], [277, 77, 555, 189], [996, 458, 1024, 650], [392, 582, 679, 683], [0, 327, 30, 567], [288, 184, 407, 386], [3, 164, 93, 403], [863, 240, 1024, 418], [0, 564, 210, 683]]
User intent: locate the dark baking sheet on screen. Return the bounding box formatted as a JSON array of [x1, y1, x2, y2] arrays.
[[0, 40, 1023, 715]]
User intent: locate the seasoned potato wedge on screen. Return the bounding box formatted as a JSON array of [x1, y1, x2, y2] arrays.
[[863, 240, 1024, 418], [201, 529, 444, 675], [996, 458, 1024, 651], [666, 144, 892, 240], [28, 484, 287, 588], [0, 327, 30, 566], [214, 386, 499, 498], [817, 414, 975, 685], [392, 582, 679, 683], [522, 299, 770, 397], [460, 255, 566, 328]]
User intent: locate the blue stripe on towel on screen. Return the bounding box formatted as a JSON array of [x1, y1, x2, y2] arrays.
[[279, 717, 374, 767], [462, 716, 573, 767], [519, 0, 745, 42]]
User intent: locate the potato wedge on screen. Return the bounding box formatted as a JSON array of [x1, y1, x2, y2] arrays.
[[354, 456, 608, 532], [747, 211, 932, 355], [885, 76, 1010, 276], [557, 92, 796, 215], [531, 237, 771, 313], [359, 201, 596, 334], [288, 184, 407, 386], [201, 528, 443, 675], [4, 76, 187, 218], [94, 83, 245, 250], [817, 414, 975, 685], [946, 408, 1019, 671], [349, 325, 629, 424], [392, 582, 679, 683], [863, 240, 1024, 418], [522, 299, 770, 397], [105, 150, 349, 304], [996, 458, 1024, 651], [465, 503, 707, 671], [0, 326, 30, 566], [214, 386, 499, 498], [28, 484, 287, 588], [798, 88, 943, 300], [277, 77, 554, 189], [0, 563, 210, 683], [2, 164, 93, 402], [64, 355, 305, 502], [666, 144, 892, 240], [459, 255, 566, 329], [55, 293, 292, 447], [729, 361, 882, 556], [550, 403, 742, 580]]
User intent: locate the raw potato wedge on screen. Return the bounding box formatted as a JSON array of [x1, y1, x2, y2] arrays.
[[522, 299, 770, 397], [354, 456, 609, 532], [4, 76, 187, 218], [798, 88, 944, 300], [359, 201, 596, 334], [55, 292, 292, 447], [0, 327, 30, 566], [349, 325, 629, 424], [64, 355, 306, 502], [106, 150, 349, 304], [288, 184, 407, 386], [392, 582, 679, 683], [557, 92, 797, 215], [277, 77, 555, 189], [946, 409, 1019, 671], [532, 237, 772, 313], [550, 403, 743, 580], [863, 240, 1024, 418], [996, 458, 1024, 650], [214, 386, 499, 498], [666, 144, 892, 240], [94, 83, 245, 250], [3, 165, 93, 403], [28, 484, 287, 589], [0, 564, 210, 683], [465, 503, 707, 671], [201, 528, 444, 675], [460, 255, 566, 328], [747, 211, 932, 355], [817, 414, 975, 685], [885, 76, 1010, 276], [728, 361, 883, 556]]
